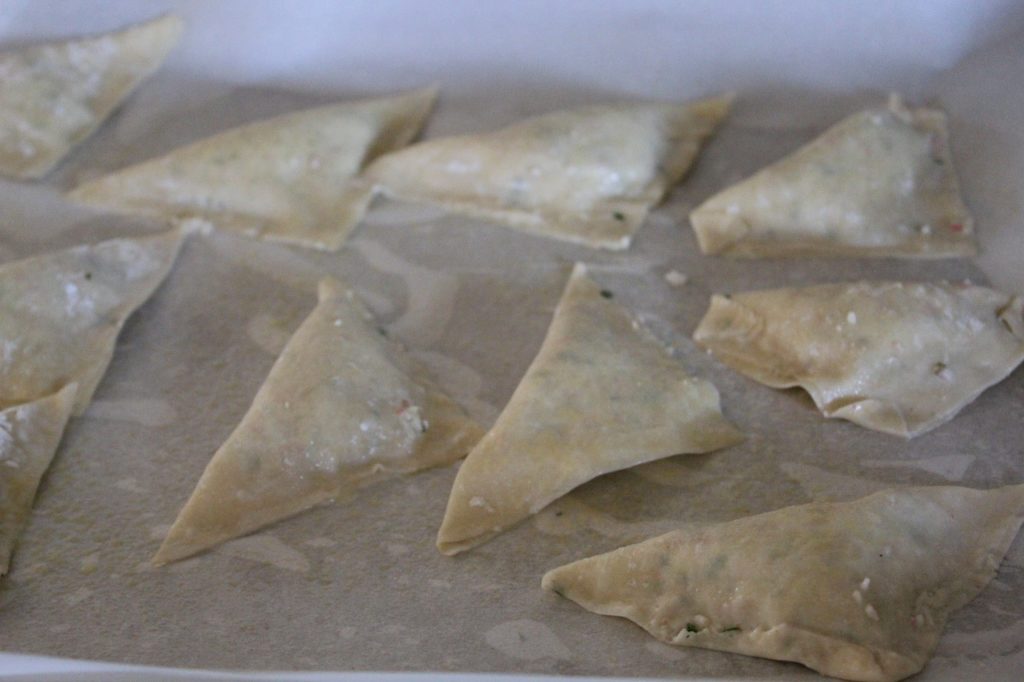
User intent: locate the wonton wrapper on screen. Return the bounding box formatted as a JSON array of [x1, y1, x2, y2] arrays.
[[690, 96, 975, 257], [69, 88, 437, 251], [693, 282, 1024, 438], [436, 263, 742, 555], [543, 484, 1024, 682], [365, 95, 733, 250], [0, 15, 183, 179], [0, 229, 184, 416], [154, 277, 483, 564], [0, 385, 77, 575]]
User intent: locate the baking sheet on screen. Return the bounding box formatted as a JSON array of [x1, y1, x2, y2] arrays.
[[1, 1, 1024, 679]]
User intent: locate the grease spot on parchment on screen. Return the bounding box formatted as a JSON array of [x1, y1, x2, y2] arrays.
[[246, 312, 294, 355], [114, 477, 146, 493], [862, 454, 975, 481], [87, 398, 177, 427], [352, 239, 458, 346], [645, 640, 688, 661], [149, 524, 172, 541], [780, 462, 883, 502], [533, 496, 677, 542], [79, 553, 100, 575], [412, 349, 498, 424], [362, 199, 448, 226], [631, 459, 704, 488], [937, 615, 1024, 657], [218, 534, 310, 573], [304, 537, 336, 548], [64, 587, 92, 606], [339, 626, 357, 639], [484, 619, 572, 661]]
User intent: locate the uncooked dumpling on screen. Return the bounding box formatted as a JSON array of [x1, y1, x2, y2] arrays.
[[0, 15, 183, 179], [693, 281, 1024, 437], [690, 96, 974, 257], [69, 88, 437, 250], [154, 277, 483, 564], [436, 263, 742, 555], [0, 229, 184, 416], [543, 484, 1024, 682], [0, 384, 77, 575], [365, 95, 732, 249]]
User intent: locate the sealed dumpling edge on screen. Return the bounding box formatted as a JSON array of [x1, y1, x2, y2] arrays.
[[436, 263, 743, 555], [69, 87, 438, 251], [0, 228, 185, 416], [543, 483, 1024, 682], [366, 94, 733, 250], [693, 281, 1024, 437], [690, 95, 975, 258], [0, 14, 183, 179], [153, 276, 483, 565], [0, 384, 77, 576]]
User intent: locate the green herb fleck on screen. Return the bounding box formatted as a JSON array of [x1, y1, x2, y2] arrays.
[[552, 586, 565, 598], [613, 211, 626, 221], [720, 626, 742, 633], [600, 289, 614, 299], [84, 272, 92, 280], [377, 326, 389, 337], [685, 623, 701, 633]]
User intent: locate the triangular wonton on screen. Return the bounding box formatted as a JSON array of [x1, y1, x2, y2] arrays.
[[691, 96, 974, 258], [0, 229, 184, 416], [154, 277, 483, 564], [365, 95, 732, 250], [693, 281, 1023, 438], [0, 384, 77, 575], [0, 15, 183, 179], [69, 88, 438, 250], [436, 263, 742, 555], [543, 484, 1024, 682]]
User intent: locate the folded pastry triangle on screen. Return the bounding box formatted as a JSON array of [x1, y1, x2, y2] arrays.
[[691, 96, 975, 258], [69, 87, 438, 250], [0, 229, 184, 416], [365, 95, 733, 249], [0, 384, 77, 575], [436, 263, 743, 555], [0, 14, 183, 179], [543, 484, 1024, 682], [153, 277, 483, 564], [693, 281, 1024, 438]]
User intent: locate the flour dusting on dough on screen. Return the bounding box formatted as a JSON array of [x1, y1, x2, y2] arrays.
[[484, 620, 572, 661]]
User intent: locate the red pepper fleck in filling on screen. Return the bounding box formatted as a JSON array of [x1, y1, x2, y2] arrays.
[[396, 399, 411, 415], [950, 223, 963, 233]]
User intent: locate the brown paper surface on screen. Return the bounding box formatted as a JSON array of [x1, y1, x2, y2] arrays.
[[0, 3, 1022, 680]]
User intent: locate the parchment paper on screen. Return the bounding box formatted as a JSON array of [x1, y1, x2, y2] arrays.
[[1, 2, 1023, 680]]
